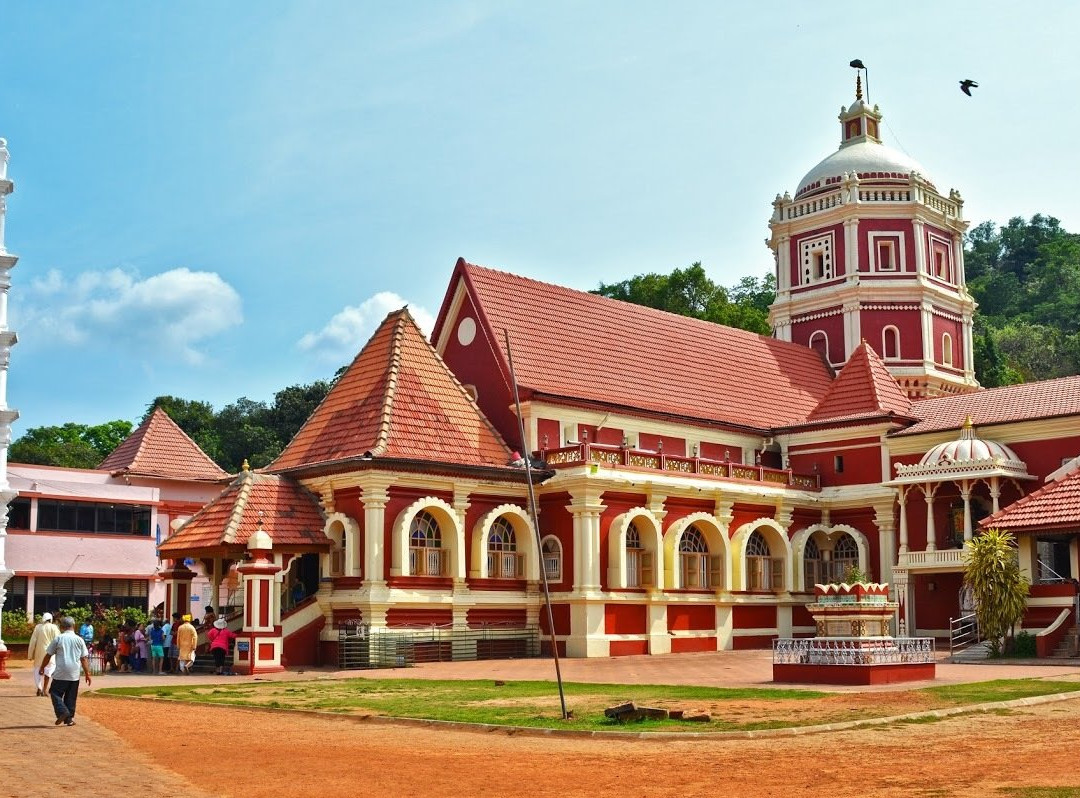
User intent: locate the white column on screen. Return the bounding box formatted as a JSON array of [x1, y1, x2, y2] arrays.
[[990, 479, 1001, 514], [960, 482, 973, 542], [360, 482, 390, 586], [898, 487, 909, 555], [0, 138, 18, 675], [912, 220, 926, 276], [874, 503, 896, 584]]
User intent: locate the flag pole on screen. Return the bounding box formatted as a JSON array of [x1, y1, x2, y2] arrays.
[[503, 329, 569, 720]]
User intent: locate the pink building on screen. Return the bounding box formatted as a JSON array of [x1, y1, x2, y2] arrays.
[[6, 409, 227, 616]]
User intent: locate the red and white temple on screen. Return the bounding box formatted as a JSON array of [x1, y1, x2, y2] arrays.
[[145, 79, 1080, 666]]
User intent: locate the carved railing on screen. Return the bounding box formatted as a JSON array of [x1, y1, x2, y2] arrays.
[[773, 637, 935, 665], [899, 549, 966, 568], [538, 443, 820, 491]]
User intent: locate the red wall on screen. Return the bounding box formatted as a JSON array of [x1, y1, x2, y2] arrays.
[[667, 604, 714, 631], [638, 433, 686, 456], [791, 308, 845, 365], [537, 417, 561, 450], [437, 288, 519, 446], [856, 218, 915, 273], [605, 603, 647, 634], [733, 604, 777, 629]]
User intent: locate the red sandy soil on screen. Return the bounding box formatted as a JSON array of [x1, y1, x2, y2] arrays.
[[81, 693, 1080, 798]]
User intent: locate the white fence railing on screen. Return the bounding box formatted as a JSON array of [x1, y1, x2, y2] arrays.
[[773, 637, 935, 666], [487, 551, 523, 579]]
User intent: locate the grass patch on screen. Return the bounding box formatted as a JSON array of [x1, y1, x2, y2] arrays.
[[95, 676, 1080, 734], [999, 789, 1080, 798]]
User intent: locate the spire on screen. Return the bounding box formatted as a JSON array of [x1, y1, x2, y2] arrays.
[[855, 73, 863, 102]]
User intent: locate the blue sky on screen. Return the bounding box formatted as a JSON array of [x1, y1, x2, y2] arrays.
[[3, 2, 1078, 435]]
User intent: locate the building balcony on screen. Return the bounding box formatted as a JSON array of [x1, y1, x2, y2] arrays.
[[537, 442, 820, 491], [897, 548, 966, 572]]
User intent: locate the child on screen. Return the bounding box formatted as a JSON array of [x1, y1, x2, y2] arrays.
[[149, 620, 166, 675]]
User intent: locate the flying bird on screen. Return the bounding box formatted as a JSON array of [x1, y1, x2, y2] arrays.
[[960, 79, 978, 96]]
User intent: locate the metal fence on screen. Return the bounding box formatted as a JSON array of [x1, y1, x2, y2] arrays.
[[338, 623, 540, 670], [772, 637, 935, 666]]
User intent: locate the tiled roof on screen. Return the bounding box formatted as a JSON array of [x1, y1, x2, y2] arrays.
[[158, 470, 327, 554], [438, 260, 835, 429], [269, 308, 513, 472], [979, 465, 1080, 533], [806, 341, 913, 423], [98, 407, 228, 482], [896, 375, 1080, 436]]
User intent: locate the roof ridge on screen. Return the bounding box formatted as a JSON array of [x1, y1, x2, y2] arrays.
[[222, 470, 255, 545], [368, 311, 409, 457], [405, 305, 515, 456], [460, 260, 813, 352]]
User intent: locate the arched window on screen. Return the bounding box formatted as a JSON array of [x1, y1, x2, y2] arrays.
[[809, 331, 829, 362], [679, 525, 718, 590], [803, 536, 823, 590], [625, 521, 654, 588], [831, 534, 860, 582], [541, 536, 562, 583], [746, 530, 783, 591], [882, 326, 900, 360], [409, 510, 444, 576], [942, 333, 954, 367], [328, 523, 345, 578], [487, 516, 522, 579]]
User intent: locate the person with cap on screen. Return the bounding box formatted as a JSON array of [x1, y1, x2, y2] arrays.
[[27, 612, 61, 696], [207, 617, 236, 676], [38, 616, 92, 726], [175, 614, 198, 675]]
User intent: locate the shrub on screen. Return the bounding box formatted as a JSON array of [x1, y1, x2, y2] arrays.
[[1, 608, 34, 641], [1005, 631, 1037, 658]]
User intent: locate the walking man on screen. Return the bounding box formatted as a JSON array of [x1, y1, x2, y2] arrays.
[[27, 612, 60, 696], [38, 616, 92, 726]]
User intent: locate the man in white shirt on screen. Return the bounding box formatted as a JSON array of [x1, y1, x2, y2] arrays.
[[39, 616, 92, 726], [26, 612, 60, 696]]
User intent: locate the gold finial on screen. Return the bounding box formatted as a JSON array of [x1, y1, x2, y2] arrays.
[[962, 415, 974, 429], [242, 458, 250, 472], [855, 73, 863, 102]]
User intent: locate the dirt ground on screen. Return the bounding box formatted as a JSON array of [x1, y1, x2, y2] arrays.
[[81, 693, 1080, 798]]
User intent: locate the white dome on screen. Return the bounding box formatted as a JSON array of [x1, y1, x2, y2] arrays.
[[796, 140, 931, 197], [918, 426, 1021, 467]]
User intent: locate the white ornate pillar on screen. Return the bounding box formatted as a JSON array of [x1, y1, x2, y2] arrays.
[[874, 502, 896, 585], [565, 487, 606, 657], [924, 485, 937, 553], [359, 479, 390, 586], [0, 138, 19, 680], [990, 478, 1001, 514], [898, 486, 909, 555], [960, 481, 973, 542]]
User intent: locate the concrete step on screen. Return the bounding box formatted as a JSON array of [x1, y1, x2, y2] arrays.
[[949, 641, 993, 662]]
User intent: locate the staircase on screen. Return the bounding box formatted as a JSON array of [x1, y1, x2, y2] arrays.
[[1050, 625, 1079, 658]]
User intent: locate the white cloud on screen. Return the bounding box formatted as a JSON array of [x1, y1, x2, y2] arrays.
[[298, 291, 434, 362], [20, 267, 242, 365]]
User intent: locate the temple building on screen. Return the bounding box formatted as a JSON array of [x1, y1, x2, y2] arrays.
[[7, 77, 1080, 669]]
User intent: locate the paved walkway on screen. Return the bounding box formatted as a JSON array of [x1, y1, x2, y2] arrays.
[[0, 662, 217, 798], [4, 649, 1080, 796]]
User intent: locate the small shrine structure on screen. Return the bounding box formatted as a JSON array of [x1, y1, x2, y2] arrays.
[[773, 582, 935, 685]]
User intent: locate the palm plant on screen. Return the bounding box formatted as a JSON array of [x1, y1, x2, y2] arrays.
[[963, 528, 1030, 655]]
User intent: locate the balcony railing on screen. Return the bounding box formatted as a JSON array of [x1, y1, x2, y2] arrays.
[[626, 549, 642, 588], [899, 549, 966, 569], [409, 546, 446, 577], [487, 550, 524, 579], [538, 442, 819, 491]]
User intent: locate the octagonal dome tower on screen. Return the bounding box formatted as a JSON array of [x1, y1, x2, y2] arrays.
[[767, 75, 979, 399]]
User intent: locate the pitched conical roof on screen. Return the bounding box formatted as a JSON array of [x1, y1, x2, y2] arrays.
[[98, 407, 228, 482], [806, 341, 913, 423], [269, 308, 513, 473]]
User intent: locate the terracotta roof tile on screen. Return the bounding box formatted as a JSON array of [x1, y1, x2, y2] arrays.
[[159, 470, 327, 554], [269, 308, 513, 472], [896, 375, 1080, 436], [440, 260, 835, 429], [806, 341, 913, 422], [979, 465, 1080, 533], [98, 407, 228, 482]]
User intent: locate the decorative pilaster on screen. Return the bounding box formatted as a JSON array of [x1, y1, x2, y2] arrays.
[[873, 502, 896, 584], [0, 138, 18, 680], [359, 479, 391, 586], [924, 485, 937, 552], [234, 527, 284, 675]]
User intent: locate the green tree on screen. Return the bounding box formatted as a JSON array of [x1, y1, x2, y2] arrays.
[[10, 420, 134, 468], [963, 528, 1030, 656], [593, 263, 775, 335]]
